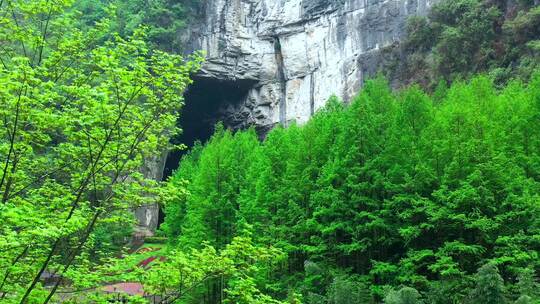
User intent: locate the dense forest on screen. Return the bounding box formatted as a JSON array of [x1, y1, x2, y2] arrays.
[[0, 0, 539, 303], [391, 0, 540, 88], [73, 0, 202, 51], [164, 76, 540, 304]]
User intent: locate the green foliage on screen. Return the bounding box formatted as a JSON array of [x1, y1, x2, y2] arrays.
[[326, 274, 371, 304], [165, 125, 261, 250], [0, 1, 202, 302], [74, 0, 202, 51], [504, 6, 540, 43], [515, 267, 540, 302], [146, 231, 285, 304], [384, 287, 424, 304], [469, 263, 506, 304], [432, 0, 500, 78], [165, 74, 540, 302], [159, 142, 202, 244], [62, 231, 285, 303], [399, 0, 540, 87], [89, 214, 134, 260], [426, 278, 473, 304], [515, 295, 534, 304]]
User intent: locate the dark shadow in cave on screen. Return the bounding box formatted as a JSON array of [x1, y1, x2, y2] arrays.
[[162, 76, 258, 180], [157, 206, 165, 228]]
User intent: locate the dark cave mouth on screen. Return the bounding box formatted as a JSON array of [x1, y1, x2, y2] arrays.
[[162, 76, 258, 179]]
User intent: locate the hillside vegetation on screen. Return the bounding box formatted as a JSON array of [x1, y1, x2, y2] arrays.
[[394, 0, 540, 88], [1, 0, 540, 303], [74, 0, 202, 51], [164, 75, 540, 303]]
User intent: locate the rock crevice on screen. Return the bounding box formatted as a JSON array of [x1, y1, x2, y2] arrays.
[[273, 36, 288, 125]]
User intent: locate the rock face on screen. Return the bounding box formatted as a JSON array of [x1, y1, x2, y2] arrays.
[[134, 152, 167, 237], [184, 0, 439, 130]]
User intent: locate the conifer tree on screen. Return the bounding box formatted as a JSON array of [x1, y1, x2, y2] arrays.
[[164, 73, 540, 303], [470, 263, 507, 304], [384, 287, 424, 304]]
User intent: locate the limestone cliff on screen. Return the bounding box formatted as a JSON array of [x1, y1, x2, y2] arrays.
[[184, 0, 439, 131]]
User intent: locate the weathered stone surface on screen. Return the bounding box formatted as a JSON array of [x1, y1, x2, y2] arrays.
[[134, 151, 167, 236], [184, 0, 439, 130]]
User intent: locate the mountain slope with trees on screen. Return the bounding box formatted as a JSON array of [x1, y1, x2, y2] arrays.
[[1, 0, 540, 303], [164, 75, 540, 303], [74, 0, 202, 52], [392, 0, 540, 88]]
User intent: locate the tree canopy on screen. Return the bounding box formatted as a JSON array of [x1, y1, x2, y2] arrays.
[[0, 0, 202, 302], [164, 75, 540, 303]]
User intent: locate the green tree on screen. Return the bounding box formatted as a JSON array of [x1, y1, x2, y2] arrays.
[[398, 0, 540, 87], [179, 126, 260, 250], [74, 0, 202, 52], [384, 287, 424, 304], [470, 263, 507, 304], [63, 230, 286, 303], [165, 73, 540, 302], [326, 274, 371, 304], [515, 267, 539, 301], [160, 142, 203, 244], [0, 1, 202, 302]]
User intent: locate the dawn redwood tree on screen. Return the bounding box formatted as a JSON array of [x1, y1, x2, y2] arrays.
[[163, 74, 540, 302], [470, 263, 506, 304], [160, 142, 203, 244], [173, 126, 261, 303], [0, 1, 202, 302], [178, 125, 259, 251]]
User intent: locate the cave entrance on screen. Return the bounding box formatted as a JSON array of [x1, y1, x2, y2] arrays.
[[162, 76, 257, 180], [157, 76, 258, 230]]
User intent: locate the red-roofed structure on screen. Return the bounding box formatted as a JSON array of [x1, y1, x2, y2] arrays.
[[102, 282, 144, 296]]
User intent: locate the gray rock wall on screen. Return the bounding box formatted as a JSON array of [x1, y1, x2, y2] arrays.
[[135, 0, 440, 234], [134, 152, 167, 236], [185, 0, 439, 130]]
